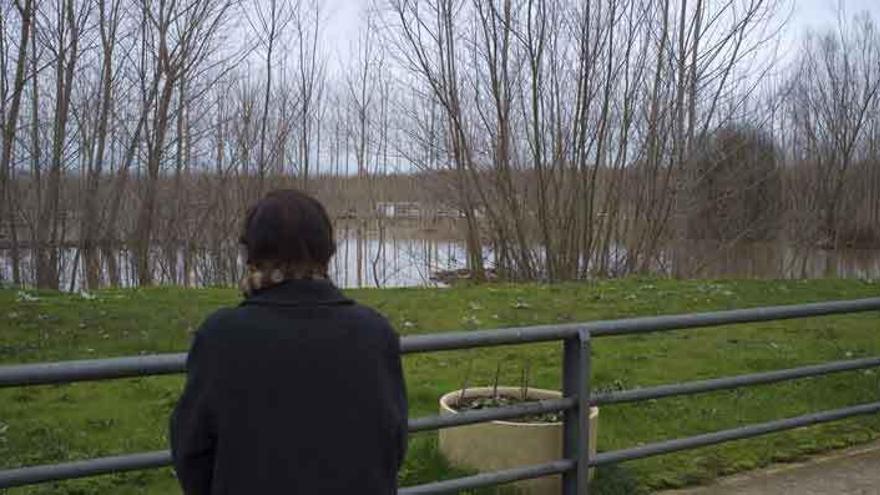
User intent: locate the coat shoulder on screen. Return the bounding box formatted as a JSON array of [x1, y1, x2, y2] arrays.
[[193, 307, 240, 338], [348, 303, 398, 337]]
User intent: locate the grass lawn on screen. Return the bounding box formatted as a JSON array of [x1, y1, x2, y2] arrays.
[[1, 278, 879, 494]]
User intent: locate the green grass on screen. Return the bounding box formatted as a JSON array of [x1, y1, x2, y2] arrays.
[[1, 278, 879, 494]]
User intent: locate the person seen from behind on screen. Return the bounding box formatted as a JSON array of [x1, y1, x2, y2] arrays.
[[170, 189, 408, 494]]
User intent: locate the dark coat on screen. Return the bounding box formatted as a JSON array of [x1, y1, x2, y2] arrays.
[[170, 279, 408, 495]]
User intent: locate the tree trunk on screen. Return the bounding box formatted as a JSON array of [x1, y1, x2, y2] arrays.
[[0, 0, 33, 276]]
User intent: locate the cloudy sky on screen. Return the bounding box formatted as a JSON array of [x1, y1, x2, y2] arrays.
[[789, 0, 880, 32], [319, 0, 880, 73], [319, 0, 365, 74]]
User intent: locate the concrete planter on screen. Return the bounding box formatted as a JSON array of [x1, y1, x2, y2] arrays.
[[438, 387, 599, 494]]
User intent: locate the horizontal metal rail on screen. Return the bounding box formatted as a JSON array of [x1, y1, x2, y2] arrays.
[[592, 356, 880, 405], [592, 401, 880, 466], [0, 451, 171, 489], [1, 296, 879, 492], [3, 297, 879, 387], [0, 353, 187, 387], [402, 297, 880, 352], [397, 460, 575, 495], [0, 398, 579, 488], [4, 400, 879, 490]]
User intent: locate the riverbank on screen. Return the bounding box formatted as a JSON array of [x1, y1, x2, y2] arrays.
[[1, 279, 879, 493]]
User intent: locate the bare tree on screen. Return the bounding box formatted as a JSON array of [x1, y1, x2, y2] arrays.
[[387, 0, 487, 280], [132, 0, 233, 285], [787, 12, 880, 249], [245, 0, 296, 195], [292, 0, 325, 190], [0, 0, 34, 286], [73, 0, 125, 289], [3, 0, 880, 290], [32, 0, 91, 289]]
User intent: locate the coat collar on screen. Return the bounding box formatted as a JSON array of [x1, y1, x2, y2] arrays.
[[240, 279, 354, 308]]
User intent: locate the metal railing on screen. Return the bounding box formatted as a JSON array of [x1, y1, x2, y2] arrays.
[[1, 297, 880, 493]]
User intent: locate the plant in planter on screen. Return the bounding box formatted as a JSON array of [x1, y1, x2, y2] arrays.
[[438, 361, 599, 494]]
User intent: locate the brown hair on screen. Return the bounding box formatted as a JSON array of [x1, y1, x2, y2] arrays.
[[240, 189, 336, 274]]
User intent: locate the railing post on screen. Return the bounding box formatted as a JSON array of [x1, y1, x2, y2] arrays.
[[562, 328, 591, 494]]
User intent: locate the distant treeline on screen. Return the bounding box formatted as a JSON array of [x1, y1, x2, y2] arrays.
[[1, 0, 879, 289]]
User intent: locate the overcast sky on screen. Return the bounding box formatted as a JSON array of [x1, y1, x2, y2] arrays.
[[320, 0, 365, 74], [789, 0, 880, 31], [318, 0, 880, 74]]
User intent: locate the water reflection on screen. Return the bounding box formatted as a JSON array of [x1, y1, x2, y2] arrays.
[[1, 227, 879, 291], [0, 220, 473, 291], [331, 221, 468, 288], [667, 241, 880, 279]]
